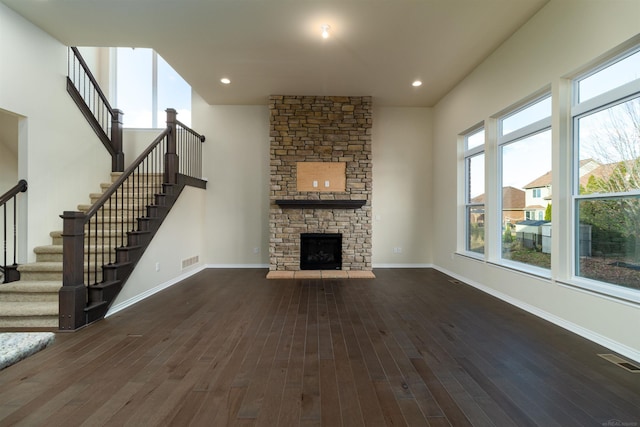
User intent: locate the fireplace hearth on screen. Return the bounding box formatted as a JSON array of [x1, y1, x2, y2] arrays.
[[300, 233, 342, 270]]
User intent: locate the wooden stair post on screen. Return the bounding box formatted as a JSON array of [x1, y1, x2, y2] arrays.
[[58, 211, 87, 330], [165, 108, 178, 185], [111, 109, 124, 172]]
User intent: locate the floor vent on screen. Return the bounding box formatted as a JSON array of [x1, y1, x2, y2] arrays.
[[181, 255, 199, 270], [598, 354, 640, 373]]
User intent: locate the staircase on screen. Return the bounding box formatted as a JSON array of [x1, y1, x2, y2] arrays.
[[0, 172, 147, 328]]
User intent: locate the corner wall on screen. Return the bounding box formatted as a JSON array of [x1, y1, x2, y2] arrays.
[[372, 106, 432, 267], [432, 0, 640, 360], [1, 3, 112, 260]]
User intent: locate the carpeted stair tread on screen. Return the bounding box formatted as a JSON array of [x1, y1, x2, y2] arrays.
[[0, 280, 61, 303], [0, 280, 61, 293], [17, 262, 63, 272], [0, 301, 58, 316]]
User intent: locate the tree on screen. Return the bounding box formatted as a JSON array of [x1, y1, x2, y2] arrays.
[[503, 224, 513, 244], [544, 204, 552, 221], [579, 98, 640, 261]]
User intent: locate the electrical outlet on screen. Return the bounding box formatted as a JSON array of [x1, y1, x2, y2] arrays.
[[155, 262, 160, 272], [253, 247, 260, 254]]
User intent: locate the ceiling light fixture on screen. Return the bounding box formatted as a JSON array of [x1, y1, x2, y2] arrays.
[[412, 80, 423, 87], [220, 78, 231, 85], [321, 24, 331, 39]]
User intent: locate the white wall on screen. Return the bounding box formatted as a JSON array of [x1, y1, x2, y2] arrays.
[[0, 110, 19, 190], [1, 3, 112, 260], [432, 0, 640, 361], [192, 94, 271, 266], [372, 106, 433, 267], [108, 186, 206, 313]]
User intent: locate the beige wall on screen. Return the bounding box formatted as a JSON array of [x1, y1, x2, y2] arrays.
[[433, 0, 640, 361], [108, 186, 206, 313], [372, 106, 432, 266], [0, 110, 19, 189], [1, 3, 111, 260], [192, 95, 271, 266]]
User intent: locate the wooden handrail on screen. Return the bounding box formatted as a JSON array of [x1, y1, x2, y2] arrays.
[[1, 179, 27, 283], [59, 109, 206, 330], [69, 47, 115, 115], [176, 119, 206, 143], [0, 180, 27, 206], [67, 47, 124, 172], [84, 129, 169, 220]]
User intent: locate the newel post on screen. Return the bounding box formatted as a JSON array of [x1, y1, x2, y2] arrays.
[[164, 108, 179, 185], [59, 211, 87, 331], [111, 109, 124, 172]]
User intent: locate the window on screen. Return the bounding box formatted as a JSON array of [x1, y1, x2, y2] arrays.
[[499, 95, 552, 270], [115, 48, 191, 128], [464, 127, 485, 255], [573, 46, 640, 294]]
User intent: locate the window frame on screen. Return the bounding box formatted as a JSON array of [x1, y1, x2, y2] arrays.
[[497, 93, 552, 276], [570, 45, 640, 303], [463, 125, 486, 257]]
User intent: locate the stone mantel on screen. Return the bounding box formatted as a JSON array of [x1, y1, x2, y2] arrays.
[[274, 199, 367, 209]]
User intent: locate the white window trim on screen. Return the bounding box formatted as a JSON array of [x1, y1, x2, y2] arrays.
[[463, 125, 485, 258], [570, 45, 640, 302], [496, 93, 552, 272]]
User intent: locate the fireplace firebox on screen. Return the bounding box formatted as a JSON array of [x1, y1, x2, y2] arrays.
[[300, 233, 342, 270]]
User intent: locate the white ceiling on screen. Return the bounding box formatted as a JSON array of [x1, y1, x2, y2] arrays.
[[2, 0, 549, 107]]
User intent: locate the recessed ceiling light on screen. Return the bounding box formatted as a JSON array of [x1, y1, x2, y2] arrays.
[[220, 78, 231, 85], [412, 80, 423, 87], [321, 24, 331, 39]]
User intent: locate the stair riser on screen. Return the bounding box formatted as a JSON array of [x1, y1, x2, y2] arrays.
[[51, 235, 126, 245], [79, 205, 150, 213], [0, 317, 58, 328], [20, 272, 104, 283], [0, 293, 59, 302], [36, 253, 116, 263], [19, 269, 103, 281], [91, 193, 160, 201]]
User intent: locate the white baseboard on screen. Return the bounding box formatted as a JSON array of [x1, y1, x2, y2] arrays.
[[373, 263, 433, 269], [433, 265, 640, 364], [204, 264, 269, 269], [105, 265, 207, 317]]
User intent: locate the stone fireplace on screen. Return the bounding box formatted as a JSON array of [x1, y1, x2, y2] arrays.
[[269, 95, 372, 272]]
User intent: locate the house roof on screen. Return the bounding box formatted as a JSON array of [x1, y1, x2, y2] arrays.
[[1, 0, 548, 107], [523, 171, 552, 189], [471, 186, 525, 210]]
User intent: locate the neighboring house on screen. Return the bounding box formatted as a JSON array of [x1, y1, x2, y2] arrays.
[[471, 186, 525, 228], [523, 171, 552, 221]]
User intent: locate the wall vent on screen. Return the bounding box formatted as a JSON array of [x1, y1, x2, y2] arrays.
[[181, 255, 199, 270], [598, 354, 640, 373]]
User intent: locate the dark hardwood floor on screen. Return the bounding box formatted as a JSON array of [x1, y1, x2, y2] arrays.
[[0, 268, 638, 426]]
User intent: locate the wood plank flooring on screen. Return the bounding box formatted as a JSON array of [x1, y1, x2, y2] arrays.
[[0, 268, 638, 426]]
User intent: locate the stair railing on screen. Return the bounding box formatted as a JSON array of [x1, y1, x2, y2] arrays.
[[1, 179, 27, 284], [59, 109, 205, 330], [67, 47, 124, 172]]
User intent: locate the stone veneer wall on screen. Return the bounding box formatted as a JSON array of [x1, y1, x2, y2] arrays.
[[269, 95, 372, 271]]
